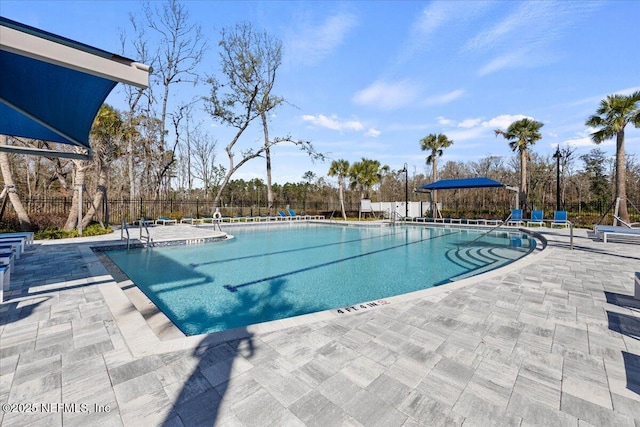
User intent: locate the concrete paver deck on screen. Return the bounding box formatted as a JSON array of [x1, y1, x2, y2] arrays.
[[1, 223, 639, 426]]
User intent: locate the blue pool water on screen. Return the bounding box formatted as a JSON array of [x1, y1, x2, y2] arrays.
[[104, 224, 535, 335]]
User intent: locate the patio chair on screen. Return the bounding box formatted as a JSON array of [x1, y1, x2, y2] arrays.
[[288, 209, 310, 220], [0, 249, 15, 271], [133, 218, 154, 227], [156, 217, 177, 225], [613, 215, 639, 229], [507, 209, 524, 226], [0, 264, 10, 302], [278, 211, 290, 220], [0, 239, 26, 259], [526, 210, 545, 227], [551, 211, 569, 228]]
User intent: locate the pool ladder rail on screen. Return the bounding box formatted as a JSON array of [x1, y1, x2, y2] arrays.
[[120, 218, 154, 249]]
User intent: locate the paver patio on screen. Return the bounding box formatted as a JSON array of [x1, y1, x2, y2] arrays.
[[1, 223, 639, 426]]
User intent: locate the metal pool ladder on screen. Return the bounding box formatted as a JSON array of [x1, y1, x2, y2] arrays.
[[120, 218, 131, 250], [139, 220, 154, 248]]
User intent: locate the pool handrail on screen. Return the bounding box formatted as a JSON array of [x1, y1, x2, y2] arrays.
[[121, 218, 130, 250], [464, 211, 512, 247]]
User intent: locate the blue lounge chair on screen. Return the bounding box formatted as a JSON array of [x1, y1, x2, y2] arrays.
[[613, 215, 639, 229], [526, 210, 545, 227], [551, 211, 569, 228], [0, 264, 10, 302], [288, 209, 310, 220], [507, 209, 524, 226], [278, 211, 290, 220]]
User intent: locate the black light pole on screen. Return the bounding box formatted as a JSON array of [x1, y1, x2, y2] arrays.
[[553, 146, 561, 211], [402, 163, 408, 217]]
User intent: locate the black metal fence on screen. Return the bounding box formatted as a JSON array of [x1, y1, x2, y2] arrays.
[[6, 197, 639, 226], [13, 197, 354, 224]]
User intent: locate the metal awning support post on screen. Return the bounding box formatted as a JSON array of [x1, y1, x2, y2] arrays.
[[505, 186, 519, 209], [76, 183, 83, 236]]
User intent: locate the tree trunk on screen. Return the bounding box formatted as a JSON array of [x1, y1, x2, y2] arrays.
[[0, 147, 32, 231], [432, 153, 438, 215], [520, 149, 527, 210], [338, 176, 347, 220], [615, 130, 629, 223], [82, 163, 108, 228], [262, 113, 274, 215], [128, 134, 136, 219], [64, 162, 87, 230]]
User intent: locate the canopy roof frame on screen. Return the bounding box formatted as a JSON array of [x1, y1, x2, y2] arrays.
[[0, 16, 150, 160], [415, 177, 519, 216]]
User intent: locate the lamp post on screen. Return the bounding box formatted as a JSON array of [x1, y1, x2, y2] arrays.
[[401, 163, 408, 218], [552, 146, 562, 212]]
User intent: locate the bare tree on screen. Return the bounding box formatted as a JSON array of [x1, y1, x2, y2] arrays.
[[190, 126, 219, 197], [121, 14, 153, 214], [143, 0, 207, 198], [204, 22, 323, 211]]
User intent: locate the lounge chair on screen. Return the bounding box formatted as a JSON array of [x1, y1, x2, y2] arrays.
[[180, 217, 196, 224], [551, 211, 569, 228], [277, 211, 290, 220], [134, 218, 154, 227], [156, 217, 177, 225], [288, 209, 310, 220], [0, 264, 10, 302], [507, 209, 524, 226], [0, 232, 34, 245], [0, 239, 26, 259], [0, 249, 15, 271], [526, 210, 545, 227], [613, 215, 639, 228]]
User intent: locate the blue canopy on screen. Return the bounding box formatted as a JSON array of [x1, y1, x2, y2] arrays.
[[0, 16, 149, 159], [417, 177, 505, 191]]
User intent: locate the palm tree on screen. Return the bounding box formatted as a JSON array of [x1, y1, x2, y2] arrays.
[[420, 133, 453, 214], [585, 91, 640, 224], [328, 159, 350, 220], [349, 158, 388, 200], [494, 118, 544, 210]]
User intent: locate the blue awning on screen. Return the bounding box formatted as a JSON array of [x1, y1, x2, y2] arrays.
[[0, 16, 150, 159], [417, 177, 506, 191]]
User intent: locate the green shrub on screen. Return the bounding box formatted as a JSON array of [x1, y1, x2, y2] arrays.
[[34, 223, 113, 240]]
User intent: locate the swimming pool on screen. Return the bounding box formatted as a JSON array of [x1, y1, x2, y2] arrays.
[[104, 224, 536, 335]]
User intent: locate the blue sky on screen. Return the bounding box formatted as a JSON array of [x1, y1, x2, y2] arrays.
[[3, 0, 639, 185]]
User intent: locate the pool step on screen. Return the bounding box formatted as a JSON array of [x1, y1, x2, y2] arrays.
[[446, 246, 523, 281]]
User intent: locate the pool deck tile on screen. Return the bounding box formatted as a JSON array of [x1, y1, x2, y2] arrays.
[[1, 223, 640, 426]]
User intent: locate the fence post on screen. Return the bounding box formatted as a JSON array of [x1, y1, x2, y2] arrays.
[[139, 198, 142, 219]]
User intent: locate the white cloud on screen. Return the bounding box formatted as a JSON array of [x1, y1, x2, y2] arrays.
[[482, 114, 532, 129], [287, 12, 358, 66], [366, 128, 381, 137], [458, 118, 482, 128], [437, 114, 536, 141], [302, 114, 364, 132], [353, 80, 420, 110], [436, 116, 454, 126], [446, 127, 487, 142], [398, 1, 491, 62], [423, 89, 465, 106], [563, 137, 595, 147], [467, 1, 601, 75], [478, 50, 530, 75]]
